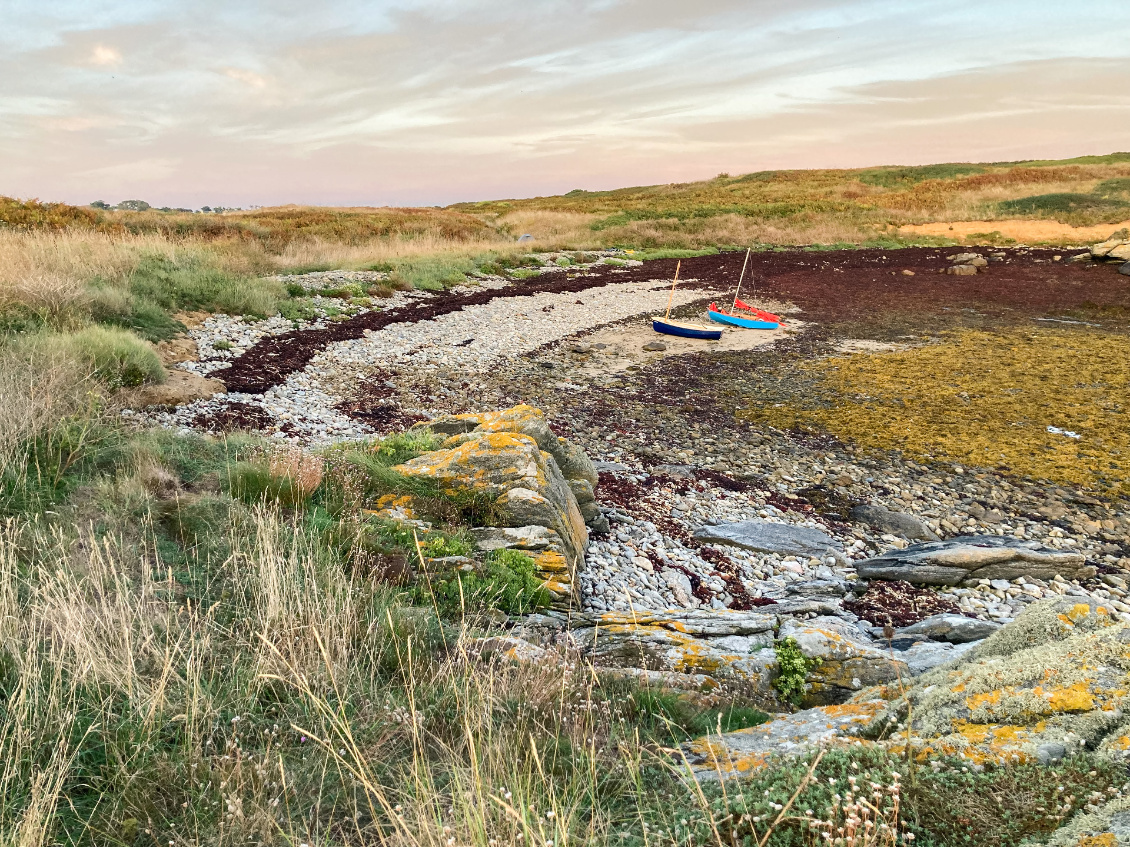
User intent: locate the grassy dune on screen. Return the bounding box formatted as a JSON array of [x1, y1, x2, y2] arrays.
[[457, 153, 1130, 247]]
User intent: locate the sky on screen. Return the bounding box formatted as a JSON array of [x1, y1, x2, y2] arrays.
[[2, 0, 1129, 209]]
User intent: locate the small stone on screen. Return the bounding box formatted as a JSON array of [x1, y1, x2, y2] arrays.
[[946, 265, 978, 276], [1120, 261, 1130, 277], [643, 340, 667, 352], [1036, 742, 1067, 765]]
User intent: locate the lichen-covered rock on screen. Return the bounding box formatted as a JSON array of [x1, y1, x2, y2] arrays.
[[470, 525, 563, 553], [569, 609, 779, 693], [863, 597, 1128, 766], [393, 418, 589, 601], [684, 701, 886, 780], [855, 534, 1093, 586], [680, 597, 1130, 780], [421, 405, 601, 528], [1046, 796, 1130, 846], [779, 617, 907, 705]]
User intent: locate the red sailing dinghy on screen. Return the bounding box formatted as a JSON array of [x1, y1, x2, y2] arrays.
[[707, 248, 784, 329]]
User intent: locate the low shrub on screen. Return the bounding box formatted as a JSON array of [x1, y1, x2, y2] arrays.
[[277, 296, 318, 322], [316, 282, 365, 299], [773, 636, 818, 705], [127, 252, 284, 317], [424, 548, 550, 618], [606, 680, 769, 742], [224, 460, 313, 508], [997, 192, 1128, 224], [373, 428, 440, 465]]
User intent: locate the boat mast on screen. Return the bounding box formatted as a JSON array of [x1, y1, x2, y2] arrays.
[[664, 260, 681, 320], [731, 247, 751, 314]]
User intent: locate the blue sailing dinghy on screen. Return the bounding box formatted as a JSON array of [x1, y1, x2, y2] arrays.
[[652, 259, 724, 341], [652, 317, 723, 339]]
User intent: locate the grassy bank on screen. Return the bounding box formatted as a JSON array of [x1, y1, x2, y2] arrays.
[[459, 153, 1130, 248]]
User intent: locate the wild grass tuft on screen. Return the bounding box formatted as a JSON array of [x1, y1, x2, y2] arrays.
[[32, 326, 166, 389]]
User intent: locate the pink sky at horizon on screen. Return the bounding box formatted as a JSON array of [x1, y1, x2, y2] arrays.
[[2, 0, 1129, 209]]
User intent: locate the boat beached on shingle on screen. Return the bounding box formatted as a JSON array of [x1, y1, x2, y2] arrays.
[[651, 259, 723, 340]]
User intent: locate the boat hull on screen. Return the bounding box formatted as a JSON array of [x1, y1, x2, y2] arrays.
[[707, 305, 778, 330], [734, 298, 784, 324], [652, 318, 722, 340]]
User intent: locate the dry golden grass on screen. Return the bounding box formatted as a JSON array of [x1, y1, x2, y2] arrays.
[[0, 346, 92, 480], [461, 155, 1130, 244], [272, 230, 517, 269], [742, 328, 1130, 494], [0, 231, 176, 326]]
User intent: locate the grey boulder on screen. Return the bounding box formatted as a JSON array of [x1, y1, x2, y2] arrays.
[[850, 504, 940, 541], [897, 613, 1000, 644], [898, 640, 978, 676], [693, 520, 843, 558], [1120, 261, 1130, 277], [855, 534, 1093, 586]]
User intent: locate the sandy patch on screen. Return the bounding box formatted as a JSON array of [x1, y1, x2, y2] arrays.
[[567, 310, 799, 376], [898, 219, 1130, 244]]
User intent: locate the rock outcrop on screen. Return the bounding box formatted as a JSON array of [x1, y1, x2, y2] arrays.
[[396, 405, 594, 602], [124, 370, 226, 408], [855, 534, 1093, 586], [1091, 229, 1130, 260], [850, 504, 940, 541], [683, 596, 1130, 780], [779, 616, 906, 704]]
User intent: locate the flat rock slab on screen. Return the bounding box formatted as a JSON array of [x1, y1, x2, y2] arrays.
[[897, 613, 1000, 644], [684, 701, 884, 780], [855, 534, 1092, 586], [694, 520, 842, 558], [899, 640, 978, 675]]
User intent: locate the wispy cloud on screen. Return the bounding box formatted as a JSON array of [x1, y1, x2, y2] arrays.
[[89, 44, 122, 66], [0, 0, 1127, 207], [222, 68, 268, 89]]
